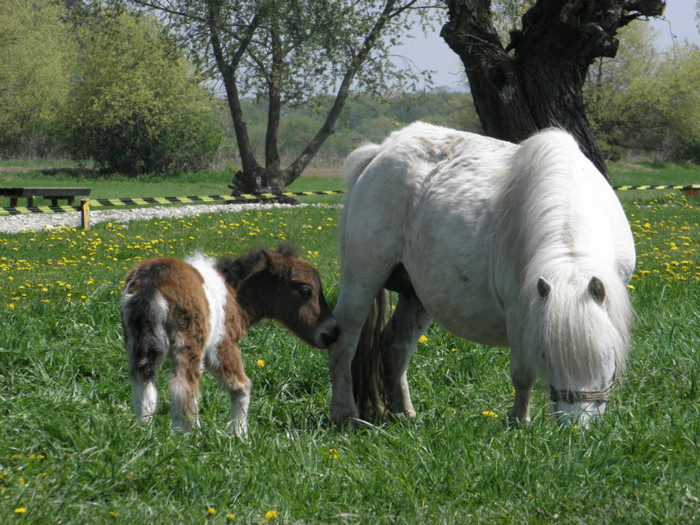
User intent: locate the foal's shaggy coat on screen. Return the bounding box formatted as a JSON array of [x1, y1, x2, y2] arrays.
[[121, 246, 339, 435]]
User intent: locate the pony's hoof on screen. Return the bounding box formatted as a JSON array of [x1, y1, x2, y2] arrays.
[[329, 408, 360, 430], [388, 410, 416, 422], [508, 411, 530, 427]]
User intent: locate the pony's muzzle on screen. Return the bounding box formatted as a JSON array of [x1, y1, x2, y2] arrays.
[[554, 401, 606, 428]]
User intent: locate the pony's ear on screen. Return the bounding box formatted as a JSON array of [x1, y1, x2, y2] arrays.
[[588, 276, 606, 304], [537, 277, 552, 299]]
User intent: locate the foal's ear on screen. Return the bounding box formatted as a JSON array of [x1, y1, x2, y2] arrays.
[[537, 277, 552, 299], [262, 249, 291, 278], [588, 276, 606, 304]]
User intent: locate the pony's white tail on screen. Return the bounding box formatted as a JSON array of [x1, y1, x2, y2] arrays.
[[340, 143, 381, 260], [342, 142, 381, 194]]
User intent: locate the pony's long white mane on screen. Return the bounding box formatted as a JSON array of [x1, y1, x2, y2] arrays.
[[496, 130, 632, 385]]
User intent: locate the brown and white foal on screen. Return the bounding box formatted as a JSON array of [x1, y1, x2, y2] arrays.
[[120, 246, 339, 436]]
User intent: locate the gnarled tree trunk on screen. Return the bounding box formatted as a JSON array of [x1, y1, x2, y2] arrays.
[[441, 0, 666, 180]]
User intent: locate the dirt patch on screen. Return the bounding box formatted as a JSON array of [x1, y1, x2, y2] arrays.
[[0, 166, 38, 174]]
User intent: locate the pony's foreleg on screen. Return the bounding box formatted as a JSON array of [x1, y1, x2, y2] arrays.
[[205, 341, 252, 438], [169, 348, 203, 432], [509, 352, 536, 424], [380, 295, 432, 419]]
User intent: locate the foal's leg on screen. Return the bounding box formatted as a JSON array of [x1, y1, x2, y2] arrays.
[[130, 367, 160, 426], [204, 340, 252, 438], [124, 328, 168, 426], [380, 294, 432, 419], [169, 345, 203, 432]]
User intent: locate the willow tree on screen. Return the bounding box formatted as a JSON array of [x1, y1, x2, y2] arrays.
[[129, 0, 432, 193], [441, 0, 667, 179], [0, 0, 76, 156]]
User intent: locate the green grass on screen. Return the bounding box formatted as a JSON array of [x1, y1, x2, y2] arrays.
[[0, 172, 698, 523]]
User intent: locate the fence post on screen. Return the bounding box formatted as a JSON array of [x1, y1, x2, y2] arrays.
[[81, 198, 90, 230]]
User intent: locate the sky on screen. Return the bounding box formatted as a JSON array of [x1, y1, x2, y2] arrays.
[[395, 2, 700, 91]]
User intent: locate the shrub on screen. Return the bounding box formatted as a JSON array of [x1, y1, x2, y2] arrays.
[[60, 10, 222, 174]]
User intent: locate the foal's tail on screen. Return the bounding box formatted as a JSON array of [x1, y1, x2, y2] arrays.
[[351, 290, 390, 421], [120, 268, 170, 385]]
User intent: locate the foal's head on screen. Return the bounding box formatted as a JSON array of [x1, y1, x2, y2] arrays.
[[218, 246, 340, 349]]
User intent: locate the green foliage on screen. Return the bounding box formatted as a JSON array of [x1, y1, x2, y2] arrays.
[[584, 23, 700, 162], [0, 0, 76, 157], [60, 10, 223, 174], [147, 0, 437, 103]]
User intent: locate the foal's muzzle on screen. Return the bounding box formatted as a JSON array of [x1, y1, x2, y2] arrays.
[[320, 322, 341, 348]]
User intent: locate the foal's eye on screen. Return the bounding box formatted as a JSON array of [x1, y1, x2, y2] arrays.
[[298, 285, 313, 299]]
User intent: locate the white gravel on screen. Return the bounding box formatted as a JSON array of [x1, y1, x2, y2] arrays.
[[0, 202, 338, 234]]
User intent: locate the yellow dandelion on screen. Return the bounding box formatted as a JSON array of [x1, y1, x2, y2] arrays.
[[257, 359, 265, 368], [207, 507, 216, 516], [418, 335, 428, 343], [265, 510, 280, 521], [226, 513, 235, 521], [14, 507, 26, 514], [481, 410, 499, 418]]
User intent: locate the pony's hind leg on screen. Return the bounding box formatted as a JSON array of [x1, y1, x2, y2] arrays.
[[329, 275, 391, 425], [380, 294, 432, 419]]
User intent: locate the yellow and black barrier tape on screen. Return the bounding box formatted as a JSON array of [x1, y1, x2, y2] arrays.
[[0, 190, 345, 216], [87, 190, 344, 209], [613, 183, 700, 191], [0, 204, 78, 216], [2, 186, 698, 217]]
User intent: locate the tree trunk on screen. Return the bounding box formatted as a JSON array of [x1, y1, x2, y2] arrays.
[[441, 0, 666, 181], [279, 0, 401, 190]]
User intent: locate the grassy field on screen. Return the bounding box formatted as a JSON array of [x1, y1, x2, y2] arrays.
[[0, 164, 698, 523]]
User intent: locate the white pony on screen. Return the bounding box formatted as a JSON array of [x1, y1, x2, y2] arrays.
[[328, 122, 635, 427]]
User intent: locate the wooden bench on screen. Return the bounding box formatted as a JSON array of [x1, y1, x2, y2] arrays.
[[0, 187, 92, 207]]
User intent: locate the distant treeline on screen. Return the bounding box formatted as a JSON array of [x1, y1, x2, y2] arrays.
[[2, 2, 697, 172], [215, 90, 481, 165]]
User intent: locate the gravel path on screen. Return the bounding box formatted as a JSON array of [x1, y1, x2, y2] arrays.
[[0, 202, 337, 234]]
